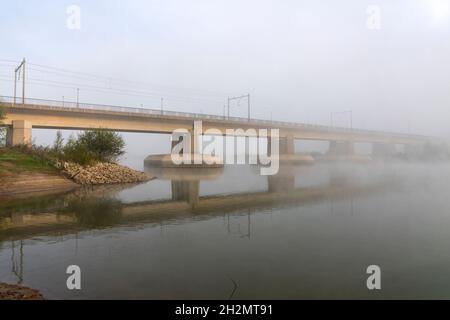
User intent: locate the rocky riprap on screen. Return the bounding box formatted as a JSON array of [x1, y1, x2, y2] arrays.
[[58, 161, 150, 185], [0, 283, 44, 300]]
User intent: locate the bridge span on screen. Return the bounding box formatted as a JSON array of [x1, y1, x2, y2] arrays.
[[1, 96, 430, 156]]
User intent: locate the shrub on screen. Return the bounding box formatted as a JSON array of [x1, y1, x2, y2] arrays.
[[77, 129, 125, 163], [62, 135, 98, 166], [60, 129, 125, 165], [0, 101, 5, 147], [52, 130, 64, 154], [0, 101, 5, 121]]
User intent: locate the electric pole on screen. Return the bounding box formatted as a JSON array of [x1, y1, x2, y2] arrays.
[[13, 72, 16, 106], [227, 94, 250, 120], [14, 58, 26, 106], [331, 110, 352, 129], [350, 110, 353, 129], [76, 88, 79, 107], [247, 93, 250, 121], [22, 58, 25, 106]]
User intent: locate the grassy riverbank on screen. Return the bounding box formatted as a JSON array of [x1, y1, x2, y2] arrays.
[[0, 148, 78, 199], [0, 148, 57, 175], [0, 146, 150, 199]]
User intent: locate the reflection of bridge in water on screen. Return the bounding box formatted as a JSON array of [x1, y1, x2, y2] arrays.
[[0, 165, 399, 241]]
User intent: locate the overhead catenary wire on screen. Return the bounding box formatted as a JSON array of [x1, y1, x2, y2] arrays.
[[0, 58, 21, 64], [24, 76, 225, 102], [26, 62, 234, 99], [0, 75, 222, 108], [0, 57, 252, 116]]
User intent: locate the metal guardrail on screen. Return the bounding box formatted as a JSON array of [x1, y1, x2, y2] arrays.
[[0, 95, 428, 140]]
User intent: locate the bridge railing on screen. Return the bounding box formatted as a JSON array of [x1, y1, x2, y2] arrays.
[[0, 95, 427, 140]]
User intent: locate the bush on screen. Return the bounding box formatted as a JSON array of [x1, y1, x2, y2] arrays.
[[0, 102, 5, 121], [59, 129, 125, 165], [52, 130, 64, 154], [61, 136, 97, 165], [0, 101, 5, 146], [77, 129, 125, 163]]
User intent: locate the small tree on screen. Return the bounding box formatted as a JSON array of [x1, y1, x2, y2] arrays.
[[0, 100, 6, 147], [62, 135, 97, 165], [0, 101, 5, 121], [77, 129, 125, 163], [60, 129, 125, 165], [52, 130, 64, 154]]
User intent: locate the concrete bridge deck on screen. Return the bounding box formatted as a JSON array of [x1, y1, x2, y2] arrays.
[[1, 96, 430, 147]]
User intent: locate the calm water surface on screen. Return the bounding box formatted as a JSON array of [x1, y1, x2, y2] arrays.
[[1, 161, 450, 299]]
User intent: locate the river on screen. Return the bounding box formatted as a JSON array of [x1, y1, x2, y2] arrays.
[[1, 161, 450, 299]]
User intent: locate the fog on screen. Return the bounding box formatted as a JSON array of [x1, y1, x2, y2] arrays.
[[1, 0, 450, 163]]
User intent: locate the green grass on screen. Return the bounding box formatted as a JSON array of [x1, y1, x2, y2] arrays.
[[0, 148, 56, 174]]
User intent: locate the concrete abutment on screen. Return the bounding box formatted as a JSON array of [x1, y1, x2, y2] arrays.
[[5, 120, 32, 147]]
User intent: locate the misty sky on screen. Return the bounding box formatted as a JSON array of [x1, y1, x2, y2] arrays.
[[1, 0, 450, 167]]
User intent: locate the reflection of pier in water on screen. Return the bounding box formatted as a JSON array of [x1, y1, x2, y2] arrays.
[[0, 165, 399, 241]]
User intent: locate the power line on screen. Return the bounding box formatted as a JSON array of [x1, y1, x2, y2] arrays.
[[0, 58, 21, 64], [0, 57, 250, 115], [26, 61, 234, 98], [0, 75, 223, 107], [26, 77, 224, 103], [24, 65, 231, 103], [1, 57, 237, 99], [0, 63, 17, 67], [0, 70, 227, 104]]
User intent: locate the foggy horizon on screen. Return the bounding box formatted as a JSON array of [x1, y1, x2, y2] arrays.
[[1, 0, 450, 140]]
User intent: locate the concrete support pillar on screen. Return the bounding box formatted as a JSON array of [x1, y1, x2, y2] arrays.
[[171, 132, 198, 154], [372, 142, 396, 159], [328, 141, 354, 156], [6, 120, 32, 147], [278, 135, 295, 155], [190, 124, 203, 164], [170, 124, 202, 163]]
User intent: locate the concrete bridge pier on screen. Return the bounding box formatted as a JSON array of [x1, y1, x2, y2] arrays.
[[328, 140, 354, 157], [372, 142, 396, 159], [280, 135, 295, 155], [5, 120, 32, 147], [170, 123, 202, 159], [268, 134, 295, 155]]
